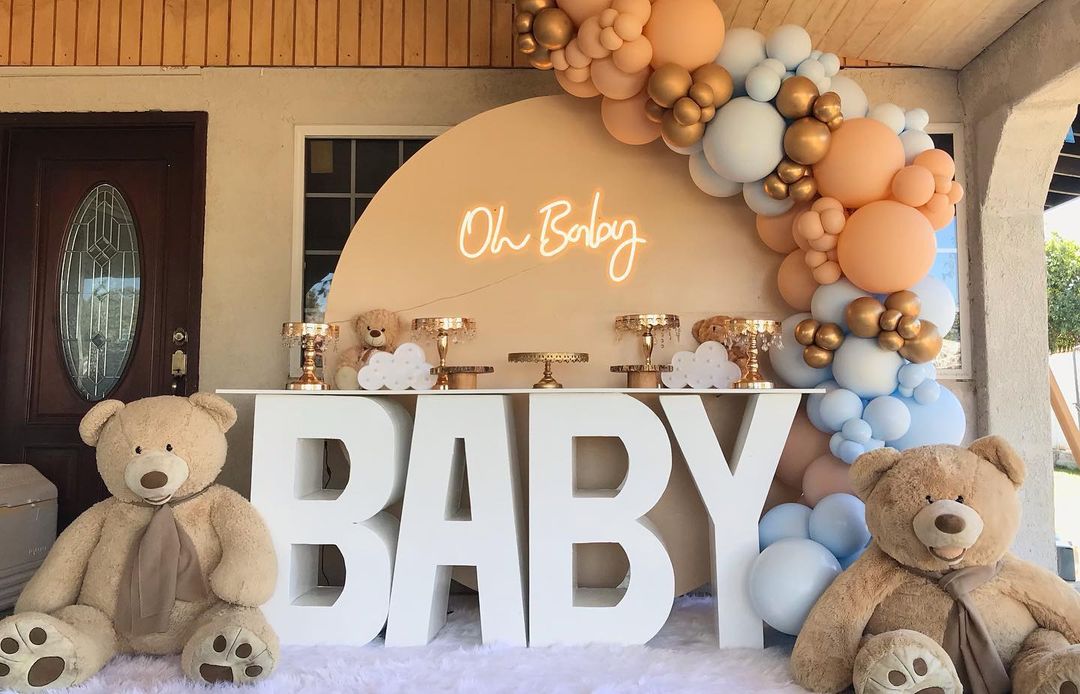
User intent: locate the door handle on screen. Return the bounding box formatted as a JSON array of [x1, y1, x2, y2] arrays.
[[170, 328, 189, 395]]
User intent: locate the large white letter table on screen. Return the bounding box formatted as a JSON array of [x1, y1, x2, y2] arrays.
[[230, 387, 809, 649]]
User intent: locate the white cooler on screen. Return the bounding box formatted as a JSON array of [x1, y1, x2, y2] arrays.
[[0, 465, 58, 610]]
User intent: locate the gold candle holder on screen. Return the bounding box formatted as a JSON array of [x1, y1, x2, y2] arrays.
[[508, 352, 589, 389], [411, 317, 476, 390], [614, 313, 680, 368], [718, 317, 782, 389], [282, 322, 340, 391]]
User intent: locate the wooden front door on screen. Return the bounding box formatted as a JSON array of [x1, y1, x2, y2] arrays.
[[0, 113, 207, 529]]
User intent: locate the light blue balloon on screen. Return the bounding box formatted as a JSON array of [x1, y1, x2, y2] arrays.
[[863, 395, 912, 442], [837, 439, 864, 464], [839, 544, 868, 570], [770, 313, 833, 388], [759, 502, 812, 550], [897, 362, 929, 389], [829, 432, 845, 458], [914, 379, 942, 405], [819, 388, 863, 431], [807, 380, 839, 432], [832, 337, 903, 398], [810, 279, 870, 331], [865, 438, 885, 452], [809, 493, 870, 558], [841, 417, 872, 444], [749, 538, 842, 635], [886, 387, 966, 450]]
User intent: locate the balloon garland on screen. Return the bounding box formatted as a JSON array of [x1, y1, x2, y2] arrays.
[[514, 4, 968, 635]]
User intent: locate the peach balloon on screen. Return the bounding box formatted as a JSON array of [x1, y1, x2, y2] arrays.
[[913, 148, 955, 181], [778, 250, 818, 311], [891, 165, 936, 207], [600, 89, 661, 145], [776, 408, 831, 488], [763, 478, 803, 515], [813, 118, 905, 209], [755, 203, 807, 254], [918, 192, 954, 230], [837, 199, 936, 294], [590, 58, 651, 100], [556, 70, 601, 98], [643, 0, 725, 71], [557, 0, 614, 25], [802, 454, 854, 507], [948, 181, 965, 205]]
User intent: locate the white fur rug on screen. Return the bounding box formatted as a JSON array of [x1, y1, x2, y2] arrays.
[[46, 596, 805, 693]]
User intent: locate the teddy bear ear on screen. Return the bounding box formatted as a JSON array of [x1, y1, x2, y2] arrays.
[[850, 446, 903, 501], [968, 435, 1025, 489], [190, 392, 238, 433], [79, 400, 125, 446]]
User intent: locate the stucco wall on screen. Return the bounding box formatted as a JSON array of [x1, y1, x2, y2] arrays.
[[0, 66, 981, 509]]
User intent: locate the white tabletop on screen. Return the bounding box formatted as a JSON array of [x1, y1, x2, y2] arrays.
[[217, 388, 823, 396]]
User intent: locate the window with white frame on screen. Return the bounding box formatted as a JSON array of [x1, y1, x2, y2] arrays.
[[300, 136, 434, 322], [928, 128, 969, 378]]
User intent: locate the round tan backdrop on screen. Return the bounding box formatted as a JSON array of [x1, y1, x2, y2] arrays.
[[326, 94, 790, 595]]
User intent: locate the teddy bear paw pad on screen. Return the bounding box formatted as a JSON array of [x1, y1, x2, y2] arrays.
[[856, 641, 961, 694], [1027, 647, 1080, 694], [0, 615, 79, 692], [189, 626, 274, 685]]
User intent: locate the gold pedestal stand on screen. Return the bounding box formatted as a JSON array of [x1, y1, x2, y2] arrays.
[[508, 352, 589, 389], [610, 364, 673, 388], [412, 317, 476, 390], [434, 365, 495, 390], [282, 322, 340, 391], [718, 317, 782, 389], [612, 313, 679, 388]]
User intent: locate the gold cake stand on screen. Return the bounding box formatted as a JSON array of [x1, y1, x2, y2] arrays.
[[718, 317, 782, 389], [433, 365, 495, 390], [508, 351, 589, 389], [282, 322, 340, 391], [411, 316, 476, 390]]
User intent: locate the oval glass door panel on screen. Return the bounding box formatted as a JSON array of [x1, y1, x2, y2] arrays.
[[59, 183, 141, 401]]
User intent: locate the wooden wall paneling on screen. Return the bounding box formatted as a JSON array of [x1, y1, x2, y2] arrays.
[[337, 0, 360, 65], [316, 0, 339, 64], [118, 0, 143, 64], [10, 0, 33, 64], [76, 0, 101, 64], [753, 0, 794, 35], [511, 3, 529, 68], [870, 0, 948, 64], [294, 0, 316, 64], [927, 0, 1027, 69], [184, 0, 207, 64], [97, 0, 121, 64], [53, 0, 77, 64], [732, 0, 766, 29], [206, 0, 230, 65], [839, 0, 904, 59], [141, 0, 166, 64], [817, 0, 875, 54], [229, 0, 252, 64], [424, 0, 447, 66], [0, 0, 11, 64], [381, 0, 403, 65], [250, 0, 272, 63], [446, 0, 467, 66], [802, 0, 847, 45], [31, 0, 55, 64], [860, 0, 935, 61], [490, 0, 511, 67], [272, 0, 294, 63], [359, 0, 380, 64], [403, 0, 424, 65], [782, 0, 819, 28], [468, 0, 489, 66], [163, 0, 186, 64]]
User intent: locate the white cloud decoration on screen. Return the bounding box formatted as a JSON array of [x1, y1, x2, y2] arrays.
[[662, 342, 742, 389], [358, 343, 437, 391]]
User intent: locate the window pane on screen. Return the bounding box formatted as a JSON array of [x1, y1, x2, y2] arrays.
[[936, 217, 957, 249], [354, 198, 370, 224], [403, 138, 428, 162], [930, 132, 954, 157], [930, 252, 962, 371], [304, 197, 353, 251], [303, 254, 339, 323], [305, 139, 352, 194], [355, 140, 401, 194]]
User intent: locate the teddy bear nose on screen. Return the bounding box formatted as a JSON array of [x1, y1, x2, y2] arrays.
[[369, 329, 382, 338], [140, 471, 169, 489], [935, 513, 966, 534]]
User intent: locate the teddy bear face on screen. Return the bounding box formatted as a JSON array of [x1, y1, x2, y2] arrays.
[[78, 393, 237, 506], [355, 309, 402, 350], [852, 438, 1023, 573]]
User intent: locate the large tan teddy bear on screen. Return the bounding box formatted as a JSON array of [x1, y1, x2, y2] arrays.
[[0, 394, 278, 691], [791, 436, 1080, 694], [334, 307, 404, 389]]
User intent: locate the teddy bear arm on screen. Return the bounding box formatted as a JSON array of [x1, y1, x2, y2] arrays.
[[791, 545, 905, 693], [337, 345, 365, 370], [15, 501, 110, 614], [1001, 554, 1080, 643], [208, 488, 278, 607]]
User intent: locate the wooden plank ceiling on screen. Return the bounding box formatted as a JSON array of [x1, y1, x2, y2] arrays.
[[0, 0, 1044, 68], [1046, 106, 1080, 210]]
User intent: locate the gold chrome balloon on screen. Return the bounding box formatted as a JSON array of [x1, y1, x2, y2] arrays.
[[515, 11, 534, 33], [764, 173, 789, 200], [794, 318, 820, 346], [885, 290, 921, 317], [648, 64, 694, 109], [896, 315, 922, 340], [529, 47, 553, 70], [660, 112, 705, 147], [812, 92, 842, 123], [784, 117, 831, 166], [777, 159, 808, 185], [533, 7, 574, 50], [878, 330, 904, 352], [815, 323, 844, 350], [673, 96, 702, 126], [517, 33, 538, 54], [688, 82, 714, 108], [899, 321, 942, 363], [788, 176, 818, 202], [645, 99, 665, 124], [803, 345, 833, 368], [691, 64, 733, 107], [845, 297, 885, 338], [827, 115, 844, 131], [776, 76, 819, 120], [879, 309, 903, 332]]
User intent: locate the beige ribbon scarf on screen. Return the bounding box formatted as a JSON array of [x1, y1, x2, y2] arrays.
[[915, 562, 1010, 694], [115, 490, 208, 636]]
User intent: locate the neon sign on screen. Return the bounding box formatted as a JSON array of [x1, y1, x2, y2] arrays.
[[458, 190, 646, 283]]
